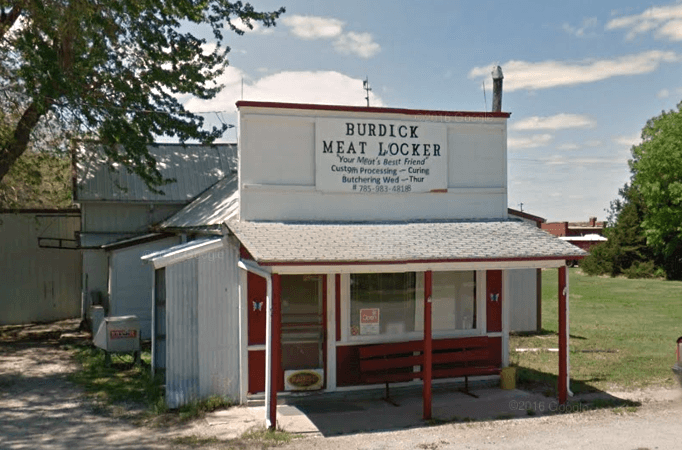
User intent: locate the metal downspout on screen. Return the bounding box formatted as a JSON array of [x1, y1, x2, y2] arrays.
[[237, 259, 274, 428]]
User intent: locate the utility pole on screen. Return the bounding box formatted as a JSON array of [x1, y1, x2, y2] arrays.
[[363, 77, 372, 107]]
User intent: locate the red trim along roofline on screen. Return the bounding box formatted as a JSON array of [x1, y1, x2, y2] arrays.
[[236, 101, 511, 119], [508, 208, 546, 225], [256, 255, 584, 267]]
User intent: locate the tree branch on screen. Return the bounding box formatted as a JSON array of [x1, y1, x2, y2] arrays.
[[0, 99, 50, 182]]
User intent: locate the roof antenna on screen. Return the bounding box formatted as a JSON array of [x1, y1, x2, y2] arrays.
[[241, 78, 244, 100], [363, 77, 372, 107]]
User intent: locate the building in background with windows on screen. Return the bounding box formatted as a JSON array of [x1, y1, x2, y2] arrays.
[[143, 101, 585, 426]]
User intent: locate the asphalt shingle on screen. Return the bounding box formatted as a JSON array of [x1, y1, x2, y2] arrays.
[[226, 219, 587, 264]]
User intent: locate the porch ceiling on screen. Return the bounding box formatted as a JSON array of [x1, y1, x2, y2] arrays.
[[226, 219, 587, 265]]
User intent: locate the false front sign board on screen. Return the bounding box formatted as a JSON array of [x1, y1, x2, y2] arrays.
[[315, 118, 447, 194]]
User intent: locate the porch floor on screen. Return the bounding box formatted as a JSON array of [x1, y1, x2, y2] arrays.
[[213, 381, 585, 438]]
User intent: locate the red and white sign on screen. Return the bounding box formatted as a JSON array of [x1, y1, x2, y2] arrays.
[[110, 329, 137, 340], [360, 308, 380, 335]]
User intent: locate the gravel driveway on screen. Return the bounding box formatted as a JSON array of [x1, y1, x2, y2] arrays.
[[1, 320, 680, 450]]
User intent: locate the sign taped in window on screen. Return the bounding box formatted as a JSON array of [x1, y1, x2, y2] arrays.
[[359, 308, 380, 335]]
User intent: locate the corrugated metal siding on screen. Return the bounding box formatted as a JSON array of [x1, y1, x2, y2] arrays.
[[82, 203, 185, 234], [160, 238, 241, 408], [197, 241, 241, 401], [508, 269, 538, 332], [109, 236, 181, 339], [165, 259, 200, 408], [0, 213, 81, 325], [77, 144, 237, 202], [161, 174, 239, 229]]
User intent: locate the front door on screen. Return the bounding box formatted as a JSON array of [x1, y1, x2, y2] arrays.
[[280, 275, 325, 390]]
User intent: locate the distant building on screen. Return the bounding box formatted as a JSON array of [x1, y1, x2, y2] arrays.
[[541, 217, 605, 237], [542, 217, 607, 265]]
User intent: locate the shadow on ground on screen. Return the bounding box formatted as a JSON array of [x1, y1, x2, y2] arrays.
[[277, 372, 640, 437]]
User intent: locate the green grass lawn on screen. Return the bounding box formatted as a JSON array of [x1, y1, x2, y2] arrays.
[[510, 268, 682, 393]]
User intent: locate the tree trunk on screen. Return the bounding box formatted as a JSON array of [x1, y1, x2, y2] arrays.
[[0, 101, 47, 183]]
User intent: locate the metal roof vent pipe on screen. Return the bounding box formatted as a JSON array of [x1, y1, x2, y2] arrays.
[[492, 65, 503, 113]]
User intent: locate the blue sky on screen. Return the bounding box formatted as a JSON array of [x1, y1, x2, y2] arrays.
[[183, 0, 682, 222]]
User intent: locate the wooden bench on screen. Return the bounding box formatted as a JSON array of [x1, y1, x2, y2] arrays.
[[358, 336, 499, 404]]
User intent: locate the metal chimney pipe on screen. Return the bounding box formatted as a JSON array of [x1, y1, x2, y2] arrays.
[[492, 65, 503, 112]]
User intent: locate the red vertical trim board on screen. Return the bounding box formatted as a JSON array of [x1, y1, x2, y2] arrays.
[[247, 350, 266, 394], [558, 266, 568, 405], [423, 270, 433, 420], [335, 274, 341, 341], [247, 272, 267, 345], [269, 274, 282, 429], [486, 270, 503, 332], [322, 275, 327, 388]]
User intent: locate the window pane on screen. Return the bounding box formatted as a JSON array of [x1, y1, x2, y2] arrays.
[[432, 271, 476, 331], [350, 273, 416, 336]]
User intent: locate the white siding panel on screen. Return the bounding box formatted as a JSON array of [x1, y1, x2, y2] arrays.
[[82, 249, 108, 317], [0, 213, 81, 325], [238, 109, 509, 221], [447, 124, 506, 189], [240, 189, 507, 221], [197, 241, 240, 401], [165, 259, 199, 408], [508, 269, 538, 332], [108, 236, 181, 339], [241, 117, 315, 186]]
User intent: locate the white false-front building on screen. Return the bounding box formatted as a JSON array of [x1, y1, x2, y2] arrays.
[[144, 101, 585, 427]]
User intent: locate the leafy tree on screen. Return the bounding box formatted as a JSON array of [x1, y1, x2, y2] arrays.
[[0, 1, 284, 192], [0, 150, 72, 209], [629, 102, 682, 279], [581, 183, 654, 277]]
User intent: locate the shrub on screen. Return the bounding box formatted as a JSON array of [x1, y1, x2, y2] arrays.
[[580, 242, 615, 276], [622, 260, 658, 279]]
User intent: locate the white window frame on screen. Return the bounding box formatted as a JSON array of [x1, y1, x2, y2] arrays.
[[338, 270, 486, 346]]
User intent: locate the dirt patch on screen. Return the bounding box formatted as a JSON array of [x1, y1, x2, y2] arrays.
[[0, 320, 275, 450]]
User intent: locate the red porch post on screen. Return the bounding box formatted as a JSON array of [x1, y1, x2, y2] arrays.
[[423, 270, 433, 420], [269, 274, 282, 429], [558, 266, 567, 404]]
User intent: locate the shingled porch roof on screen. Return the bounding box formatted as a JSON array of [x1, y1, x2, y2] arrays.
[[226, 219, 586, 265]]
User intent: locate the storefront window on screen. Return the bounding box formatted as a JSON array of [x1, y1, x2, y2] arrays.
[[432, 271, 476, 331], [350, 273, 416, 337]]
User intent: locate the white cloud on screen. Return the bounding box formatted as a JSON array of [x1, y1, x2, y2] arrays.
[[469, 51, 680, 91], [607, 3, 682, 41], [562, 17, 599, 37], [333, 31, 381, 59], [613, 133, 641, 147], [230, 18, 272, 35], [183, 68, 384, 114], [282, 14, 380, 59], [657, 88, 671, 98], [657, 19, 682, 40], [511, 114, 596, 131], [507, 134, 553, 149], [282, 15, 344, 39], [557, 143, 580, 150]]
